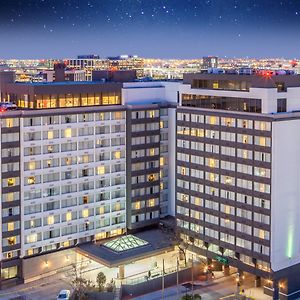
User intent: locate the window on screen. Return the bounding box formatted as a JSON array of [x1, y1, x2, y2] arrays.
[[1, 266, 17, 279], [277, 98, 287, 113]]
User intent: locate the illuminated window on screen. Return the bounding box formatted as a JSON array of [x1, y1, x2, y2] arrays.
[[64, 128, 72, 138], [5, 119, 13, 128], [160, 121, 163, 129], [27, 176, 35, 185], [26, 234, 37, 244], [1, 266, 17, 279], [160, 157, 164, 166], [149, 110, 155, 118], [28, 161, 36, 170], [181, 167, 186, 175], [7, 178, 15, 187], [259, 137, 266, 147], [82, 209, 89, 218], [134, 202, 141, 210], [47, 216, 54, 225], [6, 193, 14, 202], [213, 82, 219, 89], [27, 249, 34, 256], [99, 206, 105, 214], [66, 212, 72, 221], [95, 232, 107, 240], [113, 151, 121, 159], [7, 222, 14, 231], [7, 236, 16, 246], [148, 174, 156, 182], [48, 131, 54, 139], [97, 166, 105, 175], [149, 148, 155, 156], [148, 199, 155, 207]]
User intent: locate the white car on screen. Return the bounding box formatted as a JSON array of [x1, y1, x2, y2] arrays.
[[57, 290, 71, 300]]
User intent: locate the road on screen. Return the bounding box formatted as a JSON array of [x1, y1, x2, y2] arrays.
[[132, 273, 261, 300]]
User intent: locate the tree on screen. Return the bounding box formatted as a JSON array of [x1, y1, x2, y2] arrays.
[[96, 271, 106, 292], [106, 278, 116, 292], [66, 259, 95, 300]]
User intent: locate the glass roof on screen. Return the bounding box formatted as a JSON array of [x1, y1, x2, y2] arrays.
[[104, 235, 149, 252]]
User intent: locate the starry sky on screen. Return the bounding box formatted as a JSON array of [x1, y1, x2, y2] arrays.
[[0, 0, 299, 59]]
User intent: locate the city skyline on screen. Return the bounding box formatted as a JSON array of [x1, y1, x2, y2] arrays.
[[0, 0, 300, 59]]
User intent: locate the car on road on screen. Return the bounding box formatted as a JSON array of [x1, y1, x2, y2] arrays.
[[57, 290, 71, 300]]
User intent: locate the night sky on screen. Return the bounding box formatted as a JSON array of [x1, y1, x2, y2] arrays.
[[0, 0, 300, 59]]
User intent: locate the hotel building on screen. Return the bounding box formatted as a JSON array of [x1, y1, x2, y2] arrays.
[[176, 72, 300, 299], [1, 69, 300, 299], [0, 71, 177, 288]]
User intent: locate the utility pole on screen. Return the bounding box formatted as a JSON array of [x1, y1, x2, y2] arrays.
[[162, 259, 165, 300], [191, 253, 194, 297], [176, 257, 179, 299]]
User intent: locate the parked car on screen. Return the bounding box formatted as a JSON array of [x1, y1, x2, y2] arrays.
[[57, 290, 71, 300]]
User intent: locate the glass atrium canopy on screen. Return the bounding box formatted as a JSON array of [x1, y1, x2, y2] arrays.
[[103, 235, 149, 252]]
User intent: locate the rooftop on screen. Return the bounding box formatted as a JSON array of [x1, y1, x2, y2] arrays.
[[77, 229, 174, 267]]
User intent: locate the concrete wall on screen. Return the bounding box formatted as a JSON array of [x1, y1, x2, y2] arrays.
[[22, 248, 78, 282]]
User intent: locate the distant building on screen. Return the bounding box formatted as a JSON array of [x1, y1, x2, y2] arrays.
[[202, 56, 218, 69], [107, 55, 144, 78]]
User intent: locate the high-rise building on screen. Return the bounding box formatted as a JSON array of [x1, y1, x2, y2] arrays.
[[0, 71, 178, 288], [176, 71, 300, 300], [1, 69, 300, 299]]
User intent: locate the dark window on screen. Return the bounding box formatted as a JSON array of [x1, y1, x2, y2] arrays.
[[135, 215, 139, 222], [277, 98, 287, 113]]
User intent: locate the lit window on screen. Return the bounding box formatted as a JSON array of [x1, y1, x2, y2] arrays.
[[160, 157, 164, 166], [149, 110, 155, 118], [26, 234, 37, 244], [64, 128, 72, 138], [148, 199, 155, 207], [148, 174, 156, 182], [97, 166, 105, 175], [99, 206, 105, 214], [82, 209, 89, 218], [7, 222, 14, 231], [28, 161, 36, 170], [134, 202, 141, 210], [48, 131, 54, 139], [149, 149, 155, 156], [114, 151, 121, 159], [66, 212, 72, 221], [259, 137, 266, 147], [47, 216, 54, 225], [5, 119, 13, 128], [7, 236, 16, 245], [27, 176, 35, 185], [7, 178, 15, 186], [213, 82, 219, 89]]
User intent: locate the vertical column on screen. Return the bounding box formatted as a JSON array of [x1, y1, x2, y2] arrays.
[[223, 265, 230, 276], [119, 265, 125, 279]]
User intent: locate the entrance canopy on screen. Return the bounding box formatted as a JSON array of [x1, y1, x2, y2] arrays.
[[103, 234, 148, 253]]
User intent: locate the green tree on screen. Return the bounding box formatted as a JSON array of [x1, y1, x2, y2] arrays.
[[96, 271, 106, 292]]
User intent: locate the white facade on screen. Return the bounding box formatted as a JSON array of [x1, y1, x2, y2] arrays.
[[19, 111, 127, 257], [271, 119, 300, 271]]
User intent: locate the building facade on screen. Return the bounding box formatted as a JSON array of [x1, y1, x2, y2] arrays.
[[0, 72, 178, 287], [176, 72, 300, 299], [1, 70, 300, 299]]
